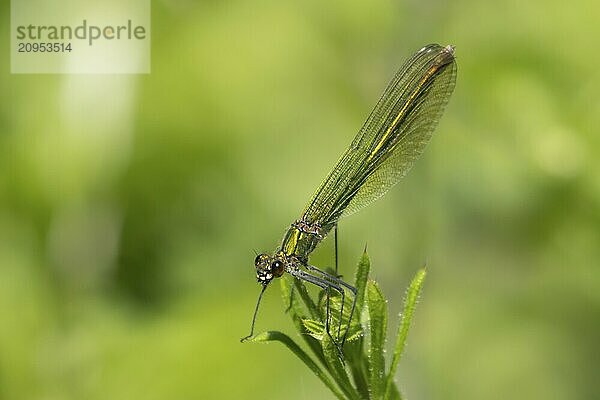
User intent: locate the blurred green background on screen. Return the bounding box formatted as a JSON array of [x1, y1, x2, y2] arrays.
[[1, 0, 599, 399]]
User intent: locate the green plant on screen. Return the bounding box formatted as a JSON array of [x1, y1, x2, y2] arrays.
[[248, 251, 427, 400]]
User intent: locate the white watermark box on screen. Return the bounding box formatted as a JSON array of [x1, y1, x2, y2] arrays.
[[11, 0, 151, 74]]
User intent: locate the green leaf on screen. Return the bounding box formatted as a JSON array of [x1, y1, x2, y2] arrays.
[[322, 334, 362, 400], [354, 250, 371, 318], [345, 336, 370, 400], [367, 280, 387, 399], [383, 268, 426, 400], [301, 319, 325, 340], [249, 331, 346, 400]]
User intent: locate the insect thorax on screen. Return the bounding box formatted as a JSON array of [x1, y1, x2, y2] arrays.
[[279, 219, 325, 261]]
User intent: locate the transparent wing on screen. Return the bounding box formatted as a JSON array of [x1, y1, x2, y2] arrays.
[[341, 55, 457, 217], [300, 44, 457, 233]]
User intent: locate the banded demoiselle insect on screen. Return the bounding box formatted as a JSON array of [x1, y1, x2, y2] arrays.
[[242, 44, 457, 351]]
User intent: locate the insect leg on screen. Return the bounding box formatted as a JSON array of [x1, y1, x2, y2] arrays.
[[305, 264, 357, 295], [304, 264, 358, 347]]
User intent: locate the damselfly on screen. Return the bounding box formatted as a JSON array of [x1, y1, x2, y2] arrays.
[[242, 44, 457, 351]]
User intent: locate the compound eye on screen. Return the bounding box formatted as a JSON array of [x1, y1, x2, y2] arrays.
[[254, 254, 268, 266], [271, 260, 284, 276]]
